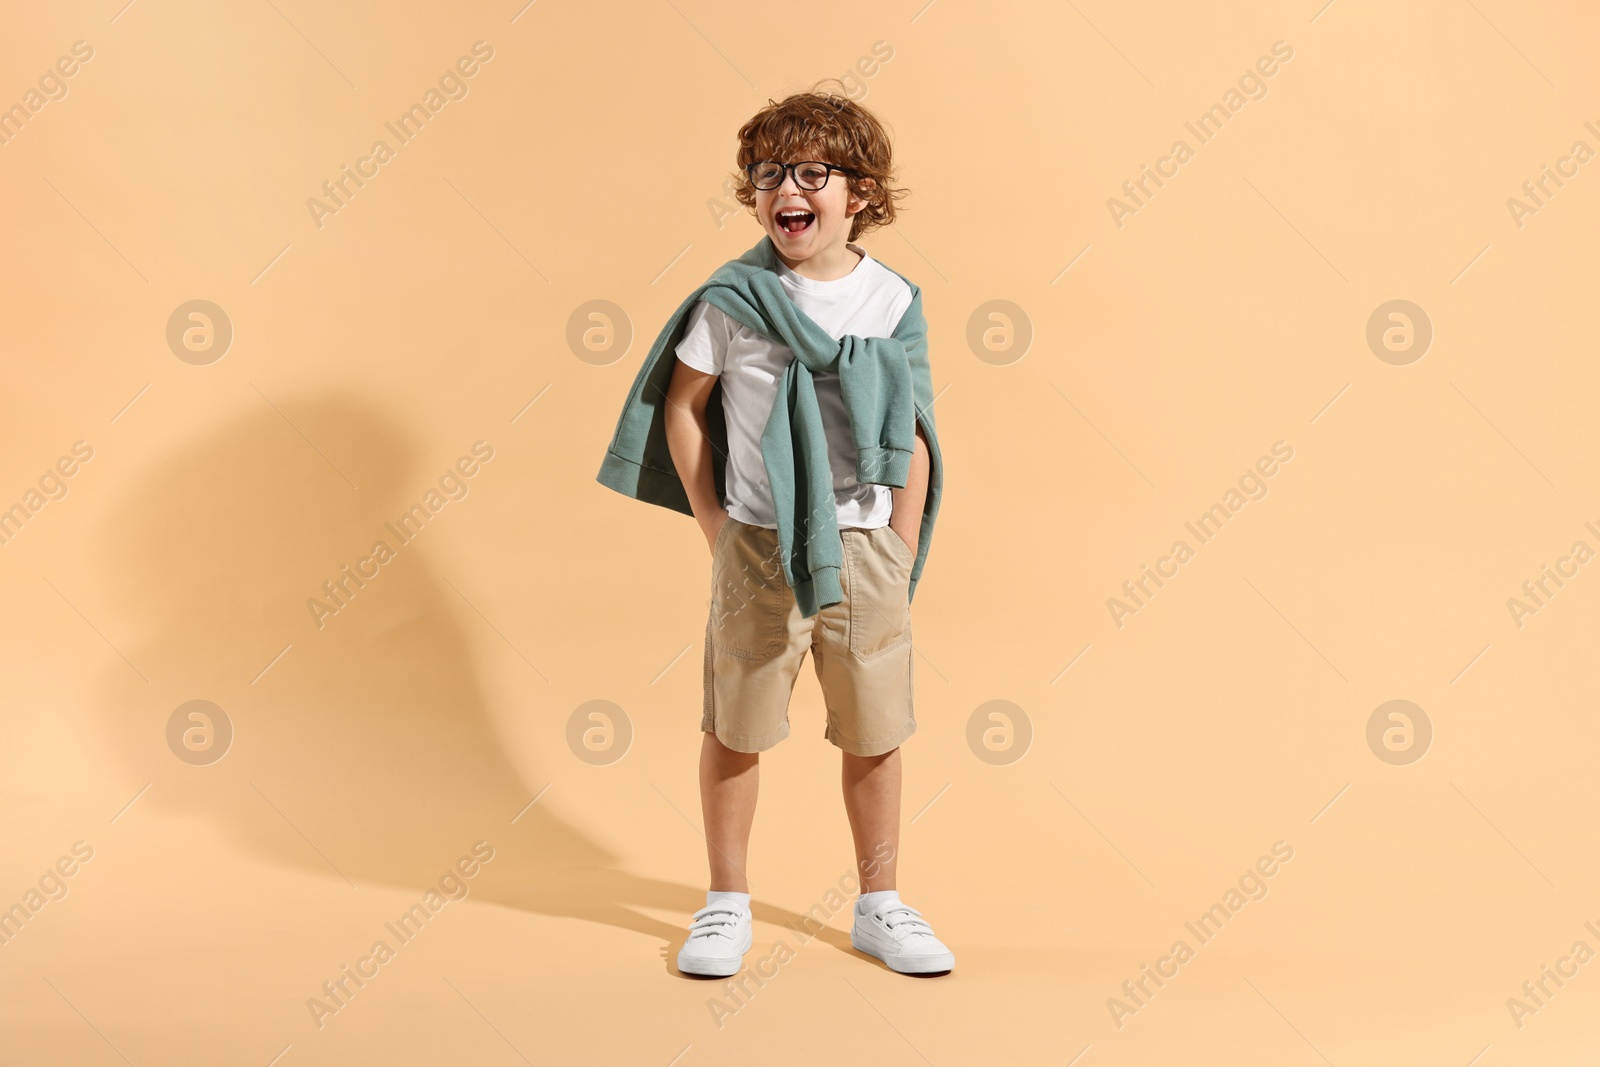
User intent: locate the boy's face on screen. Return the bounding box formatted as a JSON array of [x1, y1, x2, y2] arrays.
[[752, 152, 873, 266]]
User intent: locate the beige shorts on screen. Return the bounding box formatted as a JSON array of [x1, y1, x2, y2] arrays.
[[701, 517, 916, 757]]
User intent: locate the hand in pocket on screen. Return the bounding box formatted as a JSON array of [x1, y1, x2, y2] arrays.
[[707, 512, 731, 556]]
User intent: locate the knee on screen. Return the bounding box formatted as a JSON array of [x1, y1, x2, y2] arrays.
[[843, 746, 899, 766], [704, 730, 760, 765]]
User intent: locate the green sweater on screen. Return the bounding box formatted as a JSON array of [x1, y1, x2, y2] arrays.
[[595, 235, 944, 618]]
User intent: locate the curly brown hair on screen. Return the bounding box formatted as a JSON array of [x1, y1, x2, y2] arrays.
[[729, 79, 908, 242]]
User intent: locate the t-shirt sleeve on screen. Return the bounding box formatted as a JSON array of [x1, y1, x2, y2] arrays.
[[674, 299, 734, 376], [884, 277, 915, 340]]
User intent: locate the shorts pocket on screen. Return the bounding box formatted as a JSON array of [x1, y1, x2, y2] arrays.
[[847, 527, 912, 661], [712, 515, 737, 553], [884, 525, 917, 567], [709, 519, 789, 660]]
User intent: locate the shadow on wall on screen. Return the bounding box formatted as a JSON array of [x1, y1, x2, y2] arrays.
[[83, 394, 851, 963]]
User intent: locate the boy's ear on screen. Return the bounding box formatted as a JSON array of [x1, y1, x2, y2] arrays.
[[847, 176, 877, 215]]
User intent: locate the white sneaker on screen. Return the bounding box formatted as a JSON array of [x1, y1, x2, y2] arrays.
[[851, 899, 955, 975], [676, 899, 753, 977]]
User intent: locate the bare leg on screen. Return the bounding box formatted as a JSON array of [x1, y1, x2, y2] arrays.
[[699, 732, 759, 892], [841, 748, 901, 892]]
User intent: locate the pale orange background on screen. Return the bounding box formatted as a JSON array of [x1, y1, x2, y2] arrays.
[[2, 0, 1598, 1064]]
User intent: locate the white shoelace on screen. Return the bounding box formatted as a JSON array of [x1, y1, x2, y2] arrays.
[[686, 902, 747, 942], [872, 902, 937, 941]]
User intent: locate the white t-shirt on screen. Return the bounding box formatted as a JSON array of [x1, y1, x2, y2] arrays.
[[674, 242, 914, 530]]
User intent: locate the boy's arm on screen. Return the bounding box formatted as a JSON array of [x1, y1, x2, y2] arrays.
[[665, 356, 728, 552], [888, 422, 929, 556]]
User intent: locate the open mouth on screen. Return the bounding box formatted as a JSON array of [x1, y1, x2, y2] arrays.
[[776, 208, 816, 235]]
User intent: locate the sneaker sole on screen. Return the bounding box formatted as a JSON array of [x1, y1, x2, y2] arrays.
[[851, 929, 955, 975]]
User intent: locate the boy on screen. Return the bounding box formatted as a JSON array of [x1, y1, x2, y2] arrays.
[[596, 86, 951, 977]]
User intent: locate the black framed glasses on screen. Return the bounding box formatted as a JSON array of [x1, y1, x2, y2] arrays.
[[746, 160, 859, 191]]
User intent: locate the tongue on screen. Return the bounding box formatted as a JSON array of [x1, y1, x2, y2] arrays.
[[782, 216, 811, 233]]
